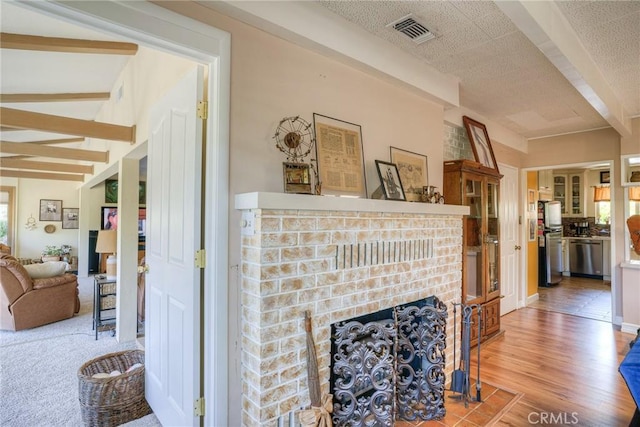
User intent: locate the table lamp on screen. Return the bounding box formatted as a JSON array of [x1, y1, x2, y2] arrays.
[[95, 230, 117, 280]]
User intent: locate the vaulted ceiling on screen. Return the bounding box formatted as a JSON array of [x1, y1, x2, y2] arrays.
[[0, 2, 137, 182]]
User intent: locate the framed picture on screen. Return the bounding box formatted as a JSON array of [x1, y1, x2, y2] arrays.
[[62, 208, 79, 229], [138, 208, 146, 237], [600, 171, 610, 184], [313, 113, 367, 198], [39, 199, 62, 221], [390, 147, 428, 202], [529, 218, 537, 241], [283, 162, 313, 194], [528, 189, 536, 213], [105, 179, 147, 204], [375, 160, 406, 201], [462, 116, 499, 173], [101, 207, 118, 230]]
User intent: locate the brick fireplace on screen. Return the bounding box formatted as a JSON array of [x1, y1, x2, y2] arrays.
[[235, 192, 469, 426]]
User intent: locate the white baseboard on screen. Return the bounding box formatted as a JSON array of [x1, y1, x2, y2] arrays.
[[526, 293, 539, 305], [621, 322, 640, 335]]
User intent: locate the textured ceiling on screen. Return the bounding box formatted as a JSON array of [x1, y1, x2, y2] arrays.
[[319, 0, 640, 139]]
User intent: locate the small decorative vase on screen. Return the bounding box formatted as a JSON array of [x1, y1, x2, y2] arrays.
[[630, 171, 640, 182]]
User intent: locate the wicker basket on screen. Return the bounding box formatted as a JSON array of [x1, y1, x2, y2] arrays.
[[78, 350, 151, 427]]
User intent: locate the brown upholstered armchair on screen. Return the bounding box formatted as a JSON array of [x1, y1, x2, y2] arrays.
[[0, 254, 80, 331]]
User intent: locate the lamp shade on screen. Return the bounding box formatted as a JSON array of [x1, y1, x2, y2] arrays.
[[630, 187, 640, 201], [95, 230, 117, 254], [594, 186, 610, 202]]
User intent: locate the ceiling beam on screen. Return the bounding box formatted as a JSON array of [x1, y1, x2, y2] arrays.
[[496, 1, 632, 139], [0, 137, 85, 145], [0, 169, 84, 182], [1, 141, 108, 163], [0, 107, 135, 143], [0, 93, 110, 103], [0, 32, 138, 55], [0, 158, 93, 174]]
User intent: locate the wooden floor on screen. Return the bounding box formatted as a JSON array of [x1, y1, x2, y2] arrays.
[[529, 276, 612, 322], [476, 307, 636, 426]]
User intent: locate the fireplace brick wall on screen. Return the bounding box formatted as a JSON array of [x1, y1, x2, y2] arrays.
[[237, 196, 466, 426]]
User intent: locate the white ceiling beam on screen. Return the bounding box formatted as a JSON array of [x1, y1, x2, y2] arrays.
[[195, 1, 459, 108], [0, 169, 84, 182], [496, 1, 632, 139], [0, 158, 93, 174], [0, 93, 110, 103], [0, 107, 135, 143], [0, 32, 138, 55], [1, 141, 108, 163]]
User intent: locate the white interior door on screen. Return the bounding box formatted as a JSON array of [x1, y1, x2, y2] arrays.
[[146, 66, 204, 426], [500, 163, 519, 315]]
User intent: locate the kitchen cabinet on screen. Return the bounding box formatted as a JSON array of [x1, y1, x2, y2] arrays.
[[444, 159, 503, 346], [538, 170, 553, 200], [553, 173, 584, 216]]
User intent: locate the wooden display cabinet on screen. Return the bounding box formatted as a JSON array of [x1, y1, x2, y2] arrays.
[[443, 159, 503, 346]]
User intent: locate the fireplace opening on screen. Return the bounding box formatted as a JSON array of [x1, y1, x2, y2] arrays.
[[330, 296, 447, 426]]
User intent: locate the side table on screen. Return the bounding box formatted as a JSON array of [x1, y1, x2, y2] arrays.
[[93, 276, 117, 340]]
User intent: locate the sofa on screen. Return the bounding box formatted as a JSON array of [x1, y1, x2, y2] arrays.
[[0, 254, 80, 331]]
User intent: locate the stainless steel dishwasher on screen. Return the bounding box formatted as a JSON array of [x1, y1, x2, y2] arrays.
[[569, 239, 603, 277]]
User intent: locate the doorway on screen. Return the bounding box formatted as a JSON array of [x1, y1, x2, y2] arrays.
[[524, 161, 614, 324], [17, 2, 230, 425]]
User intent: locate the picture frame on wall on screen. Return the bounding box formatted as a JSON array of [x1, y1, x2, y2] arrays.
[[375, 160, 406, 201], [462, 115, 499, 174], [389, 147, 428, 202], [600, 171, 610, 184], [313, 113, 367, 198], [39, 199, 62, 221], [101, 207, 118, 230], [62, 208, 79, 229]]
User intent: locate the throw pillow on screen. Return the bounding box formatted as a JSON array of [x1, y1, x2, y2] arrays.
[[24, 261, 68, 279]]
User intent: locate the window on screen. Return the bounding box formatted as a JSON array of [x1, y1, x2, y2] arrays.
[[0, 186, 15, 249], [596, 201, 611, 225]]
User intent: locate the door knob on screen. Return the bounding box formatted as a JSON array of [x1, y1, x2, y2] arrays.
[[515, 245, 521, 250]]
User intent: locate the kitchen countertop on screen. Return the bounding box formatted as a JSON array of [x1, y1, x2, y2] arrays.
[[563, 236, 610, 240]]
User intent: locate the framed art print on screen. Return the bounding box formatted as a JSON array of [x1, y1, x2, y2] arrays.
[[62, 208, 79, 229], [375, 160, 406, 201], [390, 147, 428, 202], [463, 116, 499, 174], [313, 113, 367, 198], [39, 199, 62, 221]]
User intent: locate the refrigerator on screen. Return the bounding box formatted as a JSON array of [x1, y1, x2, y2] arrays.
[[537, 201, 563, 286]]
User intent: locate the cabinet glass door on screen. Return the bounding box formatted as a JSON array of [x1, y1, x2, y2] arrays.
[[464, 178, 484, 303], [486, 181, 500, 298], [571, 175, 581, 215], [554, 175, 566, 213]]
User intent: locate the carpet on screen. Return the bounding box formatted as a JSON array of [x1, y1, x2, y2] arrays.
[[0, 276, 160, 427], [396, 381, 523, 427]]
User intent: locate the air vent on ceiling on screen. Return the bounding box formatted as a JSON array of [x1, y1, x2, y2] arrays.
[[387, 14, 435, 45]]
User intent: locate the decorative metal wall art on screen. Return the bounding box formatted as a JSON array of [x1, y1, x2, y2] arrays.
[[273, 116, 319, 194], [330, 297, 447, 426]]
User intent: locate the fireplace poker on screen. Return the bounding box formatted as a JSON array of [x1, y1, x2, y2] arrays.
[[476, 304, 482, 402], [304, 310, 322, 408]]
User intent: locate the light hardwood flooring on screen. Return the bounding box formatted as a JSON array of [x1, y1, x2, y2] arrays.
[[483, 308, 635, 426], [528, 276, 612, 322]]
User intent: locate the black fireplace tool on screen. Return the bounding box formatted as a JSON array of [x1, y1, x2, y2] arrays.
[[450, 303, 482, 407], [450, 304, 465, 393]]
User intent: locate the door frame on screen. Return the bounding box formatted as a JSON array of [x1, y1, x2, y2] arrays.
[[17, 2, 231, 424]]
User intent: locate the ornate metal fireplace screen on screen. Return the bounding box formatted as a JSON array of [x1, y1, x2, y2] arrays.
[[330, 296, 447, 426]]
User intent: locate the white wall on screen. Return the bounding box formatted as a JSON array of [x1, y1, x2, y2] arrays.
[[13, 179, 81, 259]]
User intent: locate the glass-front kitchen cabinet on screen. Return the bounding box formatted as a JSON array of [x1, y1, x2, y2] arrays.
[[443, 160, 503, 346], [553, 173, 584, 216]]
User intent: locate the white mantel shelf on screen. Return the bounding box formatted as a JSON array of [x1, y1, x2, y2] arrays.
[[235, 192, 470, 216]]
